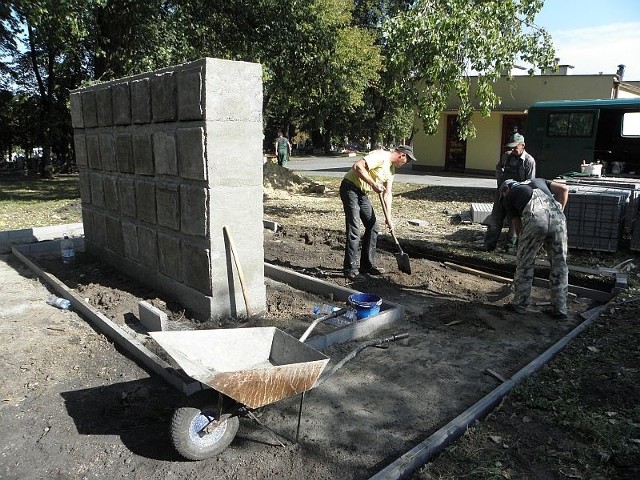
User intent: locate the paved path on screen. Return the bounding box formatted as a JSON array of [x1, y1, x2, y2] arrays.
[[287, 155, 497, 189]]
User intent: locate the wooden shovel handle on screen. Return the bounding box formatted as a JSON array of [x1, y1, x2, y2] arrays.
[[223, 226, 253, 317]]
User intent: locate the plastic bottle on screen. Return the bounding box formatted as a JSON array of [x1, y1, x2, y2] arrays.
[[313, 304, 340, 316], [313, 304, 358, 324], [61, 234, 75, 264], [46, 295, 71, 310], [342, 308, 358, 322]]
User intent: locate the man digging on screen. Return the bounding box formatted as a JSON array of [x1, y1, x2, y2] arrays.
[[339, 145, 416, 281]]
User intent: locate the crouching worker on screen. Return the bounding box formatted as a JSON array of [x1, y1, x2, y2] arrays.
[[339, 145, 416, 280], [501, 178, 569, 319]]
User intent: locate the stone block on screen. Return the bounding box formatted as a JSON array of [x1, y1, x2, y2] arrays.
[[151, 71, 177, 122], [131, 78, 151, 124], [158, 233, 182, 281], [118, 177, 137, 218], [115, 134, 134, 173], [82, 90, 98, 128], [178, 67, 203, 120], [105, 215, 124, 255], [138, 300, 168, 332], [78, 170, 91, 204], [180, 185, 207, 237], [135, 180, 156, 224], [92, 211, 107, 248], [99, 134, 117, 171], [112, 82, 131, 125], [133, 133, 154, 175], [70, 92, 84, 128], [408, 219, 429, 227], [177, 127, 206, 180], [156, 183, 180, 230], [74, 134, 87, 167], [90, 173, 105, 207], [137, 225, 158, 270], [86, 135, 101, 170], [122, 221, 138, 259], [471, 203, 493, 224], [204, 58, 262, 122], [153, 131, 178, 176], [103, 175, 119, 212], [95, 87, 113, 127], [182, 240, 211, 294]]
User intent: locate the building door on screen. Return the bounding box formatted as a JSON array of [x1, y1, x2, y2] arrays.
[[502, 115, 527, 148], [445, 115, 466, 172]]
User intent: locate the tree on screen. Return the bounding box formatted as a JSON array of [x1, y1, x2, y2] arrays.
[[383, 0, 556, 140]]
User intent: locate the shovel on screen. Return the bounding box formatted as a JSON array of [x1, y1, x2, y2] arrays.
[[378, 193, 411, 274]]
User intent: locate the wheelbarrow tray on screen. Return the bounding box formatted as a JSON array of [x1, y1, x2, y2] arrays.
[[150, 328, 329, 409]]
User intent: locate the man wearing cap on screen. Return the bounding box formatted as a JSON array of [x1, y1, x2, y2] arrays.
[[339, 145, 416, 280], [484, 133, 536, 252], [500, 178, 569, 319]]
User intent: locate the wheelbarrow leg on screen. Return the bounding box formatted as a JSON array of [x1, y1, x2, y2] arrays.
[[296, 391, 305, 443], [244, 409, 287, 447]]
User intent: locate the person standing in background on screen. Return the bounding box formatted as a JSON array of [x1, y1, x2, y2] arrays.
[[484, 133, 536, 252], [274, 131, 292, 167]]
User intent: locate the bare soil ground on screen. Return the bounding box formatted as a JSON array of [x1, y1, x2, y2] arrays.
[[1, 165, 638, 479]]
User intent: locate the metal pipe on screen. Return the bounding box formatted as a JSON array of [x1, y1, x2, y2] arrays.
[[369, 305, 607, 480], [314, 333, 409, 387], [299, 308, 347, 342]]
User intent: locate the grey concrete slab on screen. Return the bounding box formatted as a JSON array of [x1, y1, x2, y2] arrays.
[[151, 71, 177, 123], [131, 78, 151, 124], [86, 135, 101, 169], [138, 300, 168, 332], [112, 82, 132, 125], [135, 180, 157, 224], [176, 127, 206, 180], [69, 92, 84, 128], [178, 67, 204, 121], [115, 134, 134, 173], [81, 90, 98, 128], [74, 134, 87, 166], [99, 134, 117, 171], [132, 133, 154, 175], [95, 87, 113, 127]]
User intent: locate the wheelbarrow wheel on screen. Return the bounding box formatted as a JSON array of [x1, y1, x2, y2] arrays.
[[171, 398, 240, 460]]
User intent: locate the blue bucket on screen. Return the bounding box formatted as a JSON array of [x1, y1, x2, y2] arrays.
[[348, 293, 383, 319]]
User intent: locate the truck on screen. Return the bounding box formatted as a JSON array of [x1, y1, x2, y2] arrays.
[[524, 98, 640, 179]]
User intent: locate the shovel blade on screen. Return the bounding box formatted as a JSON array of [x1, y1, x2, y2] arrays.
[[395, 251, 411, 274]]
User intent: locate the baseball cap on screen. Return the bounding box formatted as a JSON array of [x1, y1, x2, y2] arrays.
[[505, 133, 525, 148], [396, 145, 417, 162]]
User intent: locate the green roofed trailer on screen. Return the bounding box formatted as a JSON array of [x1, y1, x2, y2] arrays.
[[524, 98, 640, 179]]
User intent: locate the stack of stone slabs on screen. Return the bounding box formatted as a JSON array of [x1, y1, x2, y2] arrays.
[[69, 58, 266, 320], [565, 185, 630, 252]]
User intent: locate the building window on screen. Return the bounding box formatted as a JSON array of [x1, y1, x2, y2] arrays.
[[622, 112, 640, 137], [547, 111, 594, 137]]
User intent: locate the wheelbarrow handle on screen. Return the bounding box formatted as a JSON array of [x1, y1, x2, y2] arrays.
[[299, 308, 348, 343]]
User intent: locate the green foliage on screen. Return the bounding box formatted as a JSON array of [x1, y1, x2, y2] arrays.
[[1, 0, 559, 162], [383, 0, 556, 139]]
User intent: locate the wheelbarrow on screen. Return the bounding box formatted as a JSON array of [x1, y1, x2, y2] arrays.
[[150, 309, 408, 460]]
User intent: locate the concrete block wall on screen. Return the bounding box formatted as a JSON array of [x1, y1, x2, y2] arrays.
[[70, 58, 266, 320]]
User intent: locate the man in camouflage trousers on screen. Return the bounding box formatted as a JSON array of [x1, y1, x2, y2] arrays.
[[500, 178, 569, 319]]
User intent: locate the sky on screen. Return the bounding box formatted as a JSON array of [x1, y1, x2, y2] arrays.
[[530, 0, 640, 80]]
